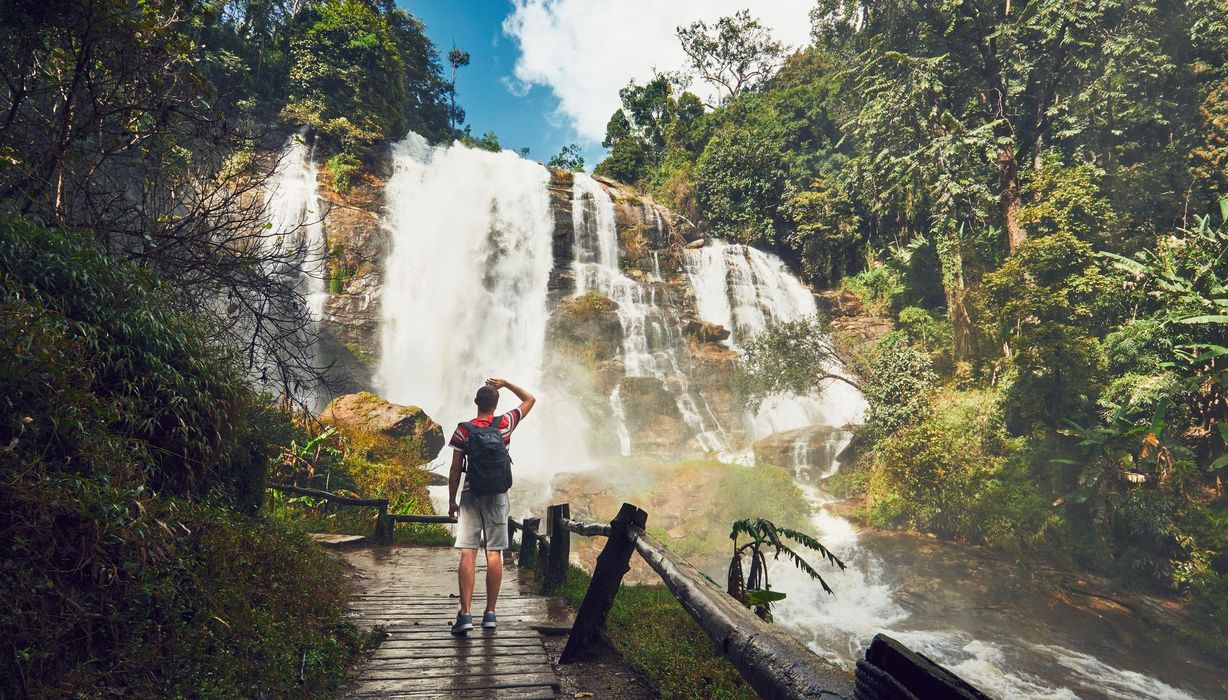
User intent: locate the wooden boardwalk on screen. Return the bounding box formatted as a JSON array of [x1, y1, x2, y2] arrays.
[[341, 547, 570, 699]]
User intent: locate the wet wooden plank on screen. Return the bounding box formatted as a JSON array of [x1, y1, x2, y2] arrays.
[[340, 546, 563, 699], [353, 671, 559, 694]]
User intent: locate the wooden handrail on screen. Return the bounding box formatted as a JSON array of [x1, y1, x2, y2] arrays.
[[387, 514, 454, 524], [268, 482, 388, 508], [629, 525, 853, 699], [561, 517, 611, 537]]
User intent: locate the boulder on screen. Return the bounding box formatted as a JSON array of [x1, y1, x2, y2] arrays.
[[683, 319, 731, 344], [752, 425, 854, 483], [322, 391, 445, 459]]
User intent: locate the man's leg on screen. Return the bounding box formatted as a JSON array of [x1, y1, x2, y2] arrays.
[[458, 548, 478, 614], [484, 549, 502, 613]]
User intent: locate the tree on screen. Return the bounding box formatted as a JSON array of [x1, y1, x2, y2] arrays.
[[448, 44, 470, 129], [982, 232, 1116, 433], [677, 10, 785, 108], [695, 103, 790, 245], [818, 0, 1199, 252], [595, 75, 704, 185], [736, 317, 861, 412], [726, 518, 844, 621], [547, 143, 585, 171]]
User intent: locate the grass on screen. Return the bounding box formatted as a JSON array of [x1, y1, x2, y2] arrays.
[[558, 565, 754, 699]]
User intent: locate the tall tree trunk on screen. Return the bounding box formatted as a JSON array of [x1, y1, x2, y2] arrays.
[[1000, 147, 1026, 250], [937, 229, 974, 362]]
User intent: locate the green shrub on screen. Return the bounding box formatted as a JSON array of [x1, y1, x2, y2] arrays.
[[0, 214, 268, 508], [325, 152, 362, 193], [843, 263, 903, 314], [862, 342, 937, 439], [0, 469, 370, 697], [865, 390, 1052, 547]]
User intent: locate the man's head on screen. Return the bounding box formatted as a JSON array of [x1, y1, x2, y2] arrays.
[[475, 385, 499, 414]]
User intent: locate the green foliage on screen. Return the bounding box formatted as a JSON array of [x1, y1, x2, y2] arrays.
[[0, 472, 369, 697], [781, 177, 861, 287], [557, 566, 754, 699], [285, 0, 450, 148], [325, 151, 362, 193], [861, 342, 937, 439], [695, 104, 789, 246], [0, 214, 268, 507], [842, 263, 903, 314], [726, 518, 844, 620], [547, 143, 585, 171], [982, 232, 1117, 433], [1019, 158, 1120, 246], [0, 215, 365, 696], [736, 316, 859, 412], [459, 129, 502, 152], [866, 390, 1051, 546]]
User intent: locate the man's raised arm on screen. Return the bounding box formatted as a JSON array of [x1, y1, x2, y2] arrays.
[[486, 378, 536, 418]]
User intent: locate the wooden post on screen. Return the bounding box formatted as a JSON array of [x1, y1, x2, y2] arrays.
[[536, 536, 550, 581], [508, 519, 516, 553], [372, 500, 393, 545], [543, 504, 570, 592], [559, 502, 647, 663], [519, 517, 541, 569]]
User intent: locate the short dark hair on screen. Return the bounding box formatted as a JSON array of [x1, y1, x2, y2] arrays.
[[475, 385, 499, 413]]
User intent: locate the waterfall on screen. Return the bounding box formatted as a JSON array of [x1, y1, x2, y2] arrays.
[[258, 132, 327, 405], [684, 241, 866, 438], [570, 173, 730, 456], [376, 134, 590, 481]]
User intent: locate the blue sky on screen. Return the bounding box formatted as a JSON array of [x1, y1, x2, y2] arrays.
[[400, 0, 603, 168], [397, 1, 815, 171]]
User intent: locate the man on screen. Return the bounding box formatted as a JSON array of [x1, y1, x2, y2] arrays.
[[447, 377, 535, 636]]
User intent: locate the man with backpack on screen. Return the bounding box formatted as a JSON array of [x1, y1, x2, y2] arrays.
[[447, 377, 536, 636]]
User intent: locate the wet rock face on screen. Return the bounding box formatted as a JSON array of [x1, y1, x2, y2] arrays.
[[684, 319, 731, 344], [546, 168, 575, 298], [317, 177, 387, 394], [547, 292, 622, 362], [617, 376, 692, 454], [322, 391, 445, 459]]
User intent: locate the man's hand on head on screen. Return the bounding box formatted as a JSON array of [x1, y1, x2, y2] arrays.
[[485, 378, 508, 390]]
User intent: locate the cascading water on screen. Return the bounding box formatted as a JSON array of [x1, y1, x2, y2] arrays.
[[264, 133, 328, 321], [685, 241, 865, 438], [258, 132, 328, 405], [571, 173, 730, 456], [376, 134, 591, 482]]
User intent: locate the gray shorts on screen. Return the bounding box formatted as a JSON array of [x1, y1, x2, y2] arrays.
[[454, 491, 510, 550]]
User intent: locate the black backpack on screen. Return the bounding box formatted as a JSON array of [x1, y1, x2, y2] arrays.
[[462, 419, 513, 496]]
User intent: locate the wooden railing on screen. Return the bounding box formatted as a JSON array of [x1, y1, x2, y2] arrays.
[[267, 483, 452, 544]]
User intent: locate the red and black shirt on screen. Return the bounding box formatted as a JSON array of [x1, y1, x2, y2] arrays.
[[450, 408, 523, 492]]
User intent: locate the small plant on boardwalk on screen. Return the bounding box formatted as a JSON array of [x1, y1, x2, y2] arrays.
[[726, 518, 845, 621]]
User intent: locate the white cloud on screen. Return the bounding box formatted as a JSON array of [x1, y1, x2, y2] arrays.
[[502, 1, 814, 144]]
